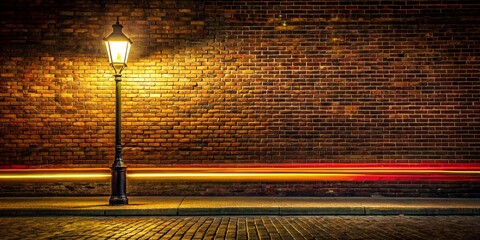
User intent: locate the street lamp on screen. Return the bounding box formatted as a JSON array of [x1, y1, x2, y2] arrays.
[[104, 17, 132, 205]]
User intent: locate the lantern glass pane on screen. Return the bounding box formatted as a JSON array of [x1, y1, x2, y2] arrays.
[[105, 41, 130, 64]]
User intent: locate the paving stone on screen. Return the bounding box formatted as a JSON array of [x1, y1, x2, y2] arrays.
[[0, 216, 479, 239]]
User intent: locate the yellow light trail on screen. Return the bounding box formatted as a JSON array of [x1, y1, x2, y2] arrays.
[[0, 166, 479, 182], [127, 172, 360, 182]]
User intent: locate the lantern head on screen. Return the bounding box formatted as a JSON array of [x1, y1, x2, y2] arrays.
[[104, 18, 133, 74]]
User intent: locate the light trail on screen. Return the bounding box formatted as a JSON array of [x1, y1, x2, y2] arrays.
[[1, 163, 479, 182]]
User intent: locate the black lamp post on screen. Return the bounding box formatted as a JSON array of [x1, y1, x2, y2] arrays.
[[103, 17, 132, 205]]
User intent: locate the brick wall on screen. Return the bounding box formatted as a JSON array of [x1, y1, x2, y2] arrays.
[[1, 1, 479, 171], [2, 180, 479, 198]]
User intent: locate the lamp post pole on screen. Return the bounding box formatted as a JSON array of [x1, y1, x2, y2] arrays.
[[109, 73, 128, 205], [103, 18, 132, 205]]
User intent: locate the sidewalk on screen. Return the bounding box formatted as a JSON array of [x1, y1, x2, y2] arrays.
[[0, 196, 479, 216]]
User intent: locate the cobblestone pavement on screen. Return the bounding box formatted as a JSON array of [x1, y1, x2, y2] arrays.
[[0, 216, 479, 240]]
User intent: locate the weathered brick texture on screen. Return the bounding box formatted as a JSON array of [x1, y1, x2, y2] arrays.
[[2, 180, 479, 198], [1, 0, 479, 169]]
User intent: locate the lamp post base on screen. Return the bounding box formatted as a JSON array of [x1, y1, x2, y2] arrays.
[[109, 196, 128, 205], [109, 165, 128, 205]]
